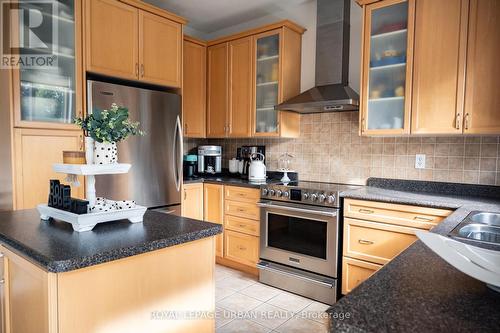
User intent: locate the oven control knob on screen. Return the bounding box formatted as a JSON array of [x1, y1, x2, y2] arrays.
[[262, 188, 268, 196], [303, 193, 309, 200], [269, 189, 275, 196], [310, 193, 318, 201], [318, 193, 326, 203], [276, 190, 283, 197], [283, 191, 289, 198], [327, 194, 336, 204]]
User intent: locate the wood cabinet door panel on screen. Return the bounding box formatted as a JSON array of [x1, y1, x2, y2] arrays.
[[13, 129, 84, 210], [343, 218, 418, 265], [224, 186, 260, 203], [225, 200, 260, 221], [224, 230, 259, 266], [183, 39, 206, 137], [411, 0, 468, 134], [139, 11, 182, 87], [464, 0, 500, 134], [342, 257, 381, 295], [203, 184, 224, 257], [224, 215, 259, 236], [85, 0, 138, 80], [207, 43, 229, 137], [228, 37, 253, 137], [181, 183, 203, 220]]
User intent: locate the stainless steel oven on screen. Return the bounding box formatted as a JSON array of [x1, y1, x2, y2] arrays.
[[258, 200, 339, 277]]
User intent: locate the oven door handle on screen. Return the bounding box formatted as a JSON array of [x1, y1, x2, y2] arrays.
[[257, 201, 337, 217]]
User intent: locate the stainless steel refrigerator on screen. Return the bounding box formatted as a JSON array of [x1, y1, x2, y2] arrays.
[[87, 80, 182, 215]]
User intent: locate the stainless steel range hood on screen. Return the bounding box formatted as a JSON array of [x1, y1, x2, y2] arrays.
[[276, 0, 359, 113]]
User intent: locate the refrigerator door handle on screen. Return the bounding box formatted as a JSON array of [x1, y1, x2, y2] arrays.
[[173, 115, 183, 192]]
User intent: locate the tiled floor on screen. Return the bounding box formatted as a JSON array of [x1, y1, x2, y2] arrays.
[[215, 264, 330, 333]]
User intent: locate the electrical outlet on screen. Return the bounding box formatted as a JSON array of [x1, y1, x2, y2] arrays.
[[415, 154, 426, 169]]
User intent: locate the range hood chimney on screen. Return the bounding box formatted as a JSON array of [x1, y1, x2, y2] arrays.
[[276, 0, 359, 113]]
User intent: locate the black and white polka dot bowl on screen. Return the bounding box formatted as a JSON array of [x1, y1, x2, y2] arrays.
[[93, 141, 118, 165]]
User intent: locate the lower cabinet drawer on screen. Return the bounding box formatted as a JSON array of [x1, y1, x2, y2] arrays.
[[224, 230, 259, 267], [225, 186, 260, 203], [342, 257, 382, 295], [225, 200, 260, 221], [225, 215, 259, 236], [344, 218, 419, 265]]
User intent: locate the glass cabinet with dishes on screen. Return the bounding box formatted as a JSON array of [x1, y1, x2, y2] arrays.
[[361, 0, 414, 135], [12, 0, 82, 129], [254, 31, 280, 135]]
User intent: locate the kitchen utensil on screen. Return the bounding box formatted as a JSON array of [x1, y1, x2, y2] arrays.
[[249, 153, 266, 182], [229, 158, 239, 173]]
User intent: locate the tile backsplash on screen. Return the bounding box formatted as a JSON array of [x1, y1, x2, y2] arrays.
[[184, 111, 500, 186]]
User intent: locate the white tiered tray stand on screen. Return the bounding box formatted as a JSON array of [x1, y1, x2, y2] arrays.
[[37, 163, 147, 232]]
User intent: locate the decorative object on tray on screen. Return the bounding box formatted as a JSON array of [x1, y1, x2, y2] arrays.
[[74, 103, 144, 165], [416, 231, 500, 293], [47, 179, 89, 214], [278, 153, 294, 183], [62, 151, 86, 164]]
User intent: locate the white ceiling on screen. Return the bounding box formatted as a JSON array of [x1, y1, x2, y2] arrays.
[[145, 0, 311, 33]]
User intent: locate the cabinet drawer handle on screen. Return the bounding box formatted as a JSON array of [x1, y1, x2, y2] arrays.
[[358, 239, 374, 245], [238, 224, 247, 228], [135, 63, 139, 77], [358, 209, 374, 214], [455, 113, 461, 129], [413, 216, 434, 222], [184, 190, 187, 200], [237, 245, 247, 251], [237, 208, 246, 213], [140, 64, 145, 77], [237, 193, 246, 197]]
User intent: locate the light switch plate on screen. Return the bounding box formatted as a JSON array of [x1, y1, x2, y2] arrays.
[[415, 154, 426, 169]]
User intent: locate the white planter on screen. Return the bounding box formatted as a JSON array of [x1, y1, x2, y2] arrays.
[[94, 141, 118, 164]]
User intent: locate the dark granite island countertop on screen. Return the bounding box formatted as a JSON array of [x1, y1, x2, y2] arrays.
[[0, 209, 222, 272], [328, 178, 500, 332]]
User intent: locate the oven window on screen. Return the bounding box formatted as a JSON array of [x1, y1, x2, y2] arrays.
[[267, 213, 327, 259]]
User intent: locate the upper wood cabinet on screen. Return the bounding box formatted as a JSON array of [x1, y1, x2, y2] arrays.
[[85, 0, 184, 88], [360, 0, 415, 135], [359, 0, 500, 135], [183, 37, 206, 138], [11, 0, 83, 130], [207, 43, 229, 137], [411, 0, 468, 134], [139, 11, 182, 87], [228, 37, 254, 137], [13, 128, 85, 210], [206, 21, 304, 138], [463, 0, 500, 134], [85, 0, 139, 80]]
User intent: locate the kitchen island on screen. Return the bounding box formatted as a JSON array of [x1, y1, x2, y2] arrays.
[[328, 179, 500, 332], [0, 209, 222, 333]]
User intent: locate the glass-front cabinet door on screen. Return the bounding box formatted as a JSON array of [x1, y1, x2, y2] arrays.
[[12, 0, 82, 129], [254, 30, 281, 136], [361, 0, 414, 135]]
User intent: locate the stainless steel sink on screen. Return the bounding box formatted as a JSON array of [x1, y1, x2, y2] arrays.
[[457, 224, 500, 244], [470, 212, 500, 226], [449, 211, 500, 246]]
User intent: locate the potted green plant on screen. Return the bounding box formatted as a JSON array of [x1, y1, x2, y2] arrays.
[[75, 103, 144, 164]]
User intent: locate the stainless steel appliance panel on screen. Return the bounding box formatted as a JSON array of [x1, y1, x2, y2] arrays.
[[258, 200, 339, 277], [88, 80, 182, 207]]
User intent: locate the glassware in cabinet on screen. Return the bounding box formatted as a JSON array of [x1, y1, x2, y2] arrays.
[[362, 0, 413, 133], [13, 0, 81, 128], [255, 33, 280, 135]]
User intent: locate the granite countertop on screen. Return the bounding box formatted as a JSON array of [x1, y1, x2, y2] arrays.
[[329, 178, 500, 332], [0, 209, 222, 273]]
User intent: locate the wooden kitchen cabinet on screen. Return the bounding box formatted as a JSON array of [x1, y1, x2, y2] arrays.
[[139, 11, 182, 87], [228, 37, 254, 137], [206, 21, 304, 138], [341, 198, 452, 294], [204, 184, 224, 257], [85, 0, 185, 87], [183, 37, 207, 137], [411, 0, 468, 134], [224, 230, 259, 267], [207, 43, 229, 137], [463, 0, 500, 134], [360, 0, 415, 135], [181, 183, 203, 220], [13, 129, 85, 210], [85, 0, 139, 80]]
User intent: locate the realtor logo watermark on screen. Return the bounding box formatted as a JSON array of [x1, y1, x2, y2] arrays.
[[1, 0, 58, 68]]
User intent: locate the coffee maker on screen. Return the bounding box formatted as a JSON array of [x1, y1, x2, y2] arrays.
[[239, 145, 265, 178], [198, 146, 222, 174]]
